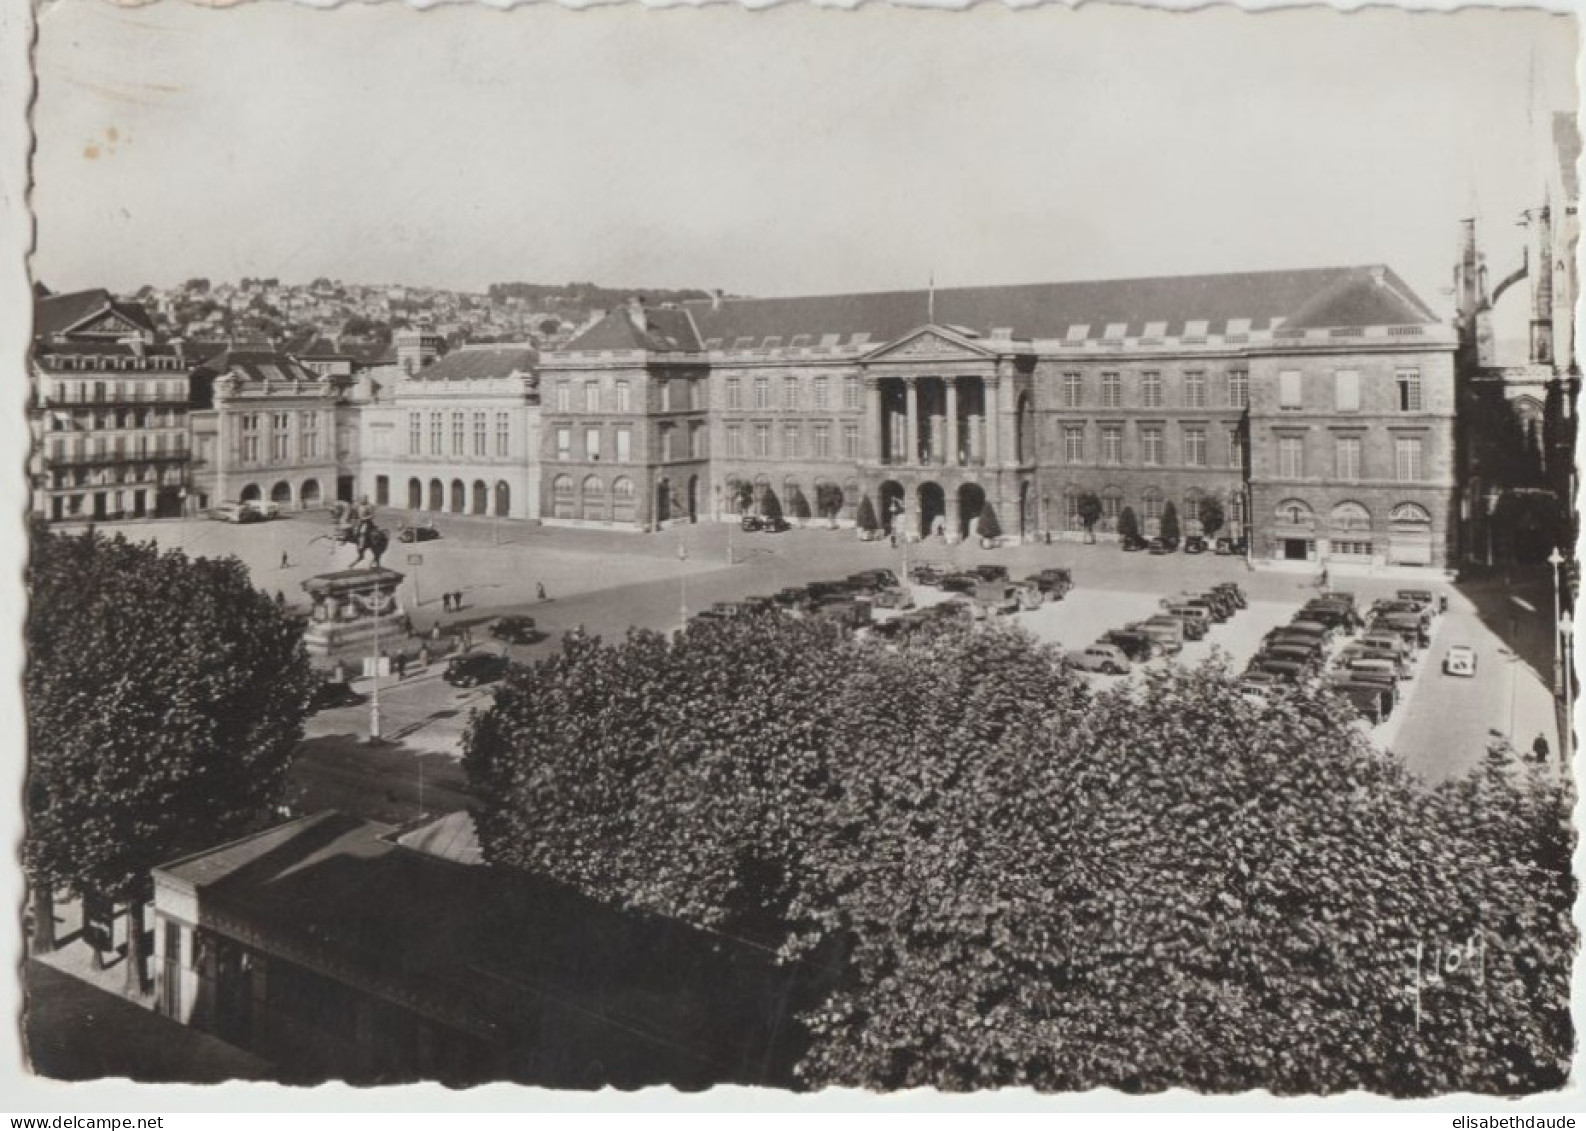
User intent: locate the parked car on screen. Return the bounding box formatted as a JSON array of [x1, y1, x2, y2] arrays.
[[774, 587, 812, 609], [1249, 657, 1310, 684], [211, 502, 264, 524], [1330, 681, 1394, 724], [1262, 630, 1326, 656], [1102, 630, 1159, 662], [1359, 630, 1413, 659], [970, 564, 1010, 582], [1396, 589, 1437, 611], [847, 569, 902, 591], [489, 615, 539, 644], [1259, 644, 1324, 671], [740, 515, 791, 533], [1287, 618, 1337, 641], [1159, 608, 1209, 640], [1210, 582, 1248, 609], [1370, 600, 1432, 627], [1337, 655, 1402, 684], [1029, 567, 1075, 600], [1337, 643, 1412, 678], [244, 500, 281, 520], [443, 652, 510, 687], [1068, 644, 1130, 674], [1163, 603, 1213, 633], [1372, 613, 1430, 649], [1183, 535, 1208, 555], [309, 678, 364, 712], [805, 580, 854, 601], [909, 564, 946, 587], [1121, 533, 1149, 552], [740, 595, 779, 615], [693, 600, 750, 623], [398, 523, 442, 543], [1130, 620, 1185, 654], [938, 574, 980, 594], [1240, 669, 1284, 692], [1443, 644, 1478, 677], [810, 599, 873, 628], [1297, 603, 1357, 633], [1147, 537, 1177, 555]]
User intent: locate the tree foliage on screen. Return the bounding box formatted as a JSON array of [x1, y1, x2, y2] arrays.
[[856, 495, 879, 534], [1160, 501, 1180, 544], [25, 528, 316, 920], [816, 483, 845, 522], [977, 500, 1001, 542], [1076, 492, 1103, 541], [1198, 497, 1225, 539], [463, 617, 1575, 1095], [760, 487, 784, 523], [1118, 505, 1141, 543]]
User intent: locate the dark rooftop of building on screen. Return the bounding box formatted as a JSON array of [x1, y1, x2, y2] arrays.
[[565, 265, 1441, 353], [192, 350, 321, 384], [154, 810, 837, 1087], [34, 288, 157, 340], [407, 345, 538, 382]]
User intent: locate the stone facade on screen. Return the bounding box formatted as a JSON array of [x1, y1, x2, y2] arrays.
[[546, 268, 1460, 569]]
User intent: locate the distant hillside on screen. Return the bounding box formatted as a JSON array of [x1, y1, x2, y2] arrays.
[[486, 282, 718, 308]]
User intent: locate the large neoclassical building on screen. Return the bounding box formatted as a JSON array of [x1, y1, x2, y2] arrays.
[[539, 266, 1458, 569]]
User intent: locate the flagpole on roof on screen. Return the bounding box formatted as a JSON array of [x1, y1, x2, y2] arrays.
[[927, 271, 936, 325]]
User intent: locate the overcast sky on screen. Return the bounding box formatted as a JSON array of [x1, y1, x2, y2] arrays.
[[29, 1, 1578, 330]]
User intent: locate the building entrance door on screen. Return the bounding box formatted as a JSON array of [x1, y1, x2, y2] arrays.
[[1283, 538, 1309, 561]]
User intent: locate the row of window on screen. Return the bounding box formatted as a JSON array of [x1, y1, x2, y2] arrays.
[[724, 375, 865, 413], [1060, 369, 1247, 410], [48, 435, 189, 460], [551, 378, 703, 415], [1273, 435, 1425, 481], [1278, 369, 1423, 412], [50, 408, 182, 432], [723, 421, 862, 460], [406, 412, 514, 459], [1060, 424, 1243, 469], [554, 422, 706, 463]]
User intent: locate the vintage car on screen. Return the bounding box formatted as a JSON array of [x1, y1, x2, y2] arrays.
[[488, 615, 539, 645], [398, 523, 442, 543], [1443, 644, 1478, 677], [1067, 644, 1130, 675], [443, 653, 510, 688]]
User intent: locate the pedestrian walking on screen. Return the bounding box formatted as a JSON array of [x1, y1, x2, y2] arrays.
[[441, 592, 451, 612], [1438, 594, 1449, 615], [1319, 567, 1329, 591], [393, 653, 407, 681], [1533, 734, 1551, 762], [418, 644, 430, 670], [537, 581, 548, 602], [280, 551, 289, 570], [274, 589, 286, 609], [430, 623, 442, 644], [453, 591, 464, 611]]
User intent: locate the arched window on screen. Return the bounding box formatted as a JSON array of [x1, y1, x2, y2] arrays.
[[1101, 486, 1123, 532], [1141, 487, 1164, 524], [552, 474, 575, 519], [494, 481, 510, 518], [471, 480, 488, 516], [271, 481, 293, 505], [428, 478, 444, 511], [300, 479, 322, 507], [581, 474, 606, 522], [1390, 502, 1432, 528], [450, 479, 466, 513], [611, 476, 636, 522], [843, 478, 859, 519], [1184, 488, 1205, 535], [1329, 501, 1373, 557], [408, 478, 423, 510], [1275, 498, 1315, 529]]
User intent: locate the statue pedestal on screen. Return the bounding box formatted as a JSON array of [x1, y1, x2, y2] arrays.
[[300, 567, 410, 658]]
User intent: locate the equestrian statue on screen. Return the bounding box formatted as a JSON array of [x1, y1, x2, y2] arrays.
[[320, 498, 390, 569]]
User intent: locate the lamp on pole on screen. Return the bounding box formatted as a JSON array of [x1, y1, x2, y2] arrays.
[[678, 526, 689, 633], [1549, 547, 1565, 698], [368, 588, 383, 745], [1560, 612, 1574, 769]]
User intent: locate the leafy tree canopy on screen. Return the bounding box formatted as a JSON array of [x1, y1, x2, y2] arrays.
[[1077, 492, 1103, 530], [856, 495, 880, 533], [977, 500, 1002, 541], [1118, 505, 1141, 542], [1160, 500, 1181, 543], [1198, 497, 1226, 539], [462, 616, 1576, 1095], [25, 528, 317, 908]]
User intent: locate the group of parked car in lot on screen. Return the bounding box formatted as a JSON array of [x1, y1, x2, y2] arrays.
[[1243, 587, 1449, 726], [1068, 582, 1250, 674], [684, 562, 1079, 642], [1120, 533, 1249, 557]]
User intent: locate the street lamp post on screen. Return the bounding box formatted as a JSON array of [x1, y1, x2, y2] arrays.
[[368, 594, 383, 744], [1560, 613, 1574, 769], [1549, 547, 1565, 698]]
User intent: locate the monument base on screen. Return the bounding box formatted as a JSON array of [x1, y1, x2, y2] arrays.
[[302, 612, 412, 659], [300, 567, 410, 659]]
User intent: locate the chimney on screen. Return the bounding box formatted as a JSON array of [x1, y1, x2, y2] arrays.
[[626, 296, 646, 334]]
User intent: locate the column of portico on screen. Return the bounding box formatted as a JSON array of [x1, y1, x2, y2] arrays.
[[946, 379, 961, 467], [904, 377, 920, 466], [984, 378, 1000, 467], [864, 377, 882, 462]]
